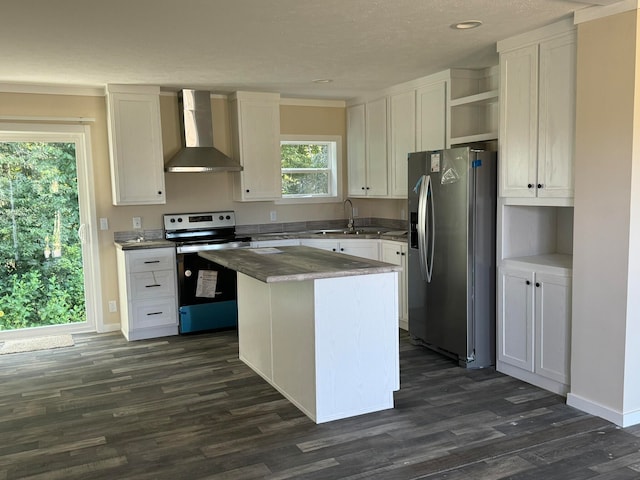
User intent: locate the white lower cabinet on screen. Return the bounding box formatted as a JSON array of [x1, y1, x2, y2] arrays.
[[300, 238, 380, 261], [381, 241, 408, 330], [497, 263, 571, 394], [116, 247, 178, 341]]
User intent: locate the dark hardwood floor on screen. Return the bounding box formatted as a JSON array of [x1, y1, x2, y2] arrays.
[[1, 329, 639, 480]]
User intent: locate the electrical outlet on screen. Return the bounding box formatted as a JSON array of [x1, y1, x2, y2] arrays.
[[99, 217, 109, 230], [108, 300, 117, 313], [401, 208, 406, 220], [270, 210, 277, 222], [353, 207, 359, 217], [132, 216, 142, 229]]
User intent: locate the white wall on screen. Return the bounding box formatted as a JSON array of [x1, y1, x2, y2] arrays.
[[569, 8, 640, 426]]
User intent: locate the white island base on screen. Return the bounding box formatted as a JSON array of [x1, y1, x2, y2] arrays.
[[237, 271, 399, 424]]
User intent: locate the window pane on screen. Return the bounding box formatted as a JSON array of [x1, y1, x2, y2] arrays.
[[281, 144, 328, 169], [282, 172, 329, 195]]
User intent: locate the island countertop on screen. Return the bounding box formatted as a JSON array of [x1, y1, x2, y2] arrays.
[[199, 245, 401, 283]]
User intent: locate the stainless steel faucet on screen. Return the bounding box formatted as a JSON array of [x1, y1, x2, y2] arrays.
[[344, 198, 354, 231]]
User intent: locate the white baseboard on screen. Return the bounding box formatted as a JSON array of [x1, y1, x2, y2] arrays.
[[567, 392, 640, 427]]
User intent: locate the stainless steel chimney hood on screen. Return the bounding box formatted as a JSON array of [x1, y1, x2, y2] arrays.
[[165, 89, 242, 173]]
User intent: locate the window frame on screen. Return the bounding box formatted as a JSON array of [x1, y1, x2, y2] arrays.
[[276, 135, 343, 204]]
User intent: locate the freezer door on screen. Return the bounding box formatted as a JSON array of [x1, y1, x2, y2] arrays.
[[407, 151, 429, 340]]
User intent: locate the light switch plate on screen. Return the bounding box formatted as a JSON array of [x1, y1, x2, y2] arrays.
[[132, 217, 142, 229], [270, 211, 277, 222], [99, 217, 109, 230], [108, 300, 117, 313]]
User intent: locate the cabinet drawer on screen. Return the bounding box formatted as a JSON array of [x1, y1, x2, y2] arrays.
[[130, 270, 176, 299], [130, 298, 177, 329], [128, 249, 175, 272]]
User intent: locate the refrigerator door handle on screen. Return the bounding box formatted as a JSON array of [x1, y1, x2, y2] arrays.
[[417, 174, 432, 283], [427, 174, 435, 283]]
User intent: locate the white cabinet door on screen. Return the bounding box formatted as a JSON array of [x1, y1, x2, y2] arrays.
[[416, 80, 447, 152], [389, 90, 416, 198], [106, 85, 165, 205], [301, 238, 379, 260], [537, 32, 576, 199], [230, 92, 282, 201], [364, 97, 388, 197], [497, 267, 534, 372], [535, 272, 571, 384], [499, 45, 539, 199], [347, 104, 367, 197], [381, 241, 407, 328], [300, 238, 339, 253], [340, 239, 379, 261]]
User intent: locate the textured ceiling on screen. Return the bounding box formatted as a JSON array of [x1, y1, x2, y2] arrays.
[[0, 0, 619, 99]]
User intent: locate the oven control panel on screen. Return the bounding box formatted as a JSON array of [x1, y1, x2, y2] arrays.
[[163, 211, 237, 231]]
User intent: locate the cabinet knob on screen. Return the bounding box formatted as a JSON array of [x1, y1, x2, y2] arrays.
[[537, 184, 543, 189], [366, 187, 370, 190], [396, 251, 400, 255], [332, 248, 337, 251], [246, 189, 250, 193], [340, 248, 344, 252], [527, 184, 534, 189], [401, 252, 405, 256], [158, 191, 162, 195], [361, 186, 366, 190], [526, 280, 531, 285], [535, 282, 541, 287]]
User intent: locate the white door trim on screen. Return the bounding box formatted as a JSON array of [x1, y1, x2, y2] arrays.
[[0, 122, 103, 339]]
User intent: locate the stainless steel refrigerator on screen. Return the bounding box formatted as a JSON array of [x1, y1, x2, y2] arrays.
[[408, 147, 496, 368]]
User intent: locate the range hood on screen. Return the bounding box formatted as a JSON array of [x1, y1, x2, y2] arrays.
[[165, 89, 242, 173]]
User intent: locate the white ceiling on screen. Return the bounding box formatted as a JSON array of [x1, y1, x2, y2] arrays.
[[0, 0, 621, 100]]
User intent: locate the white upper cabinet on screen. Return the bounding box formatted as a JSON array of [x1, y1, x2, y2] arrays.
[[416, 80, 446, 152], [347, 72, 449, 200], [347, 98, 388, 197], [498, 22, 576, 205], [106, 85, 165, 205], [230, 91, 282, 202], [365, 97, 389, 197], [389, 90, 416, 198]]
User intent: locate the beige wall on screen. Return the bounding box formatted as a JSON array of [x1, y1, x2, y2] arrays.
[[0, 91, 403, 330], [571, 9, 640, 418]]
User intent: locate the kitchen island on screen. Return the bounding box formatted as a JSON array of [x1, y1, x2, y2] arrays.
[[199, 246, 401, 423]]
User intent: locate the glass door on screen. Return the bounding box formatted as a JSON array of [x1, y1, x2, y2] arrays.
[[0, 124, 100, 336]]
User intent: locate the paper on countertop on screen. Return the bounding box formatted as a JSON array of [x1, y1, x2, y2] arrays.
[[196, 270, 218, 298], [252, 248, 284, 254]]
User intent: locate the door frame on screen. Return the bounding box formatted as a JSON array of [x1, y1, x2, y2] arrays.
[[0, 122, 103, 339]]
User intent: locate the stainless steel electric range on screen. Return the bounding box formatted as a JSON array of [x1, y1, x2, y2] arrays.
[[163, 211, 250, 334]]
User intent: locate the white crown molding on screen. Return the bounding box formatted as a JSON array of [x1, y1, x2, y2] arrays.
[[497, 17, 575, 52], [347, 69, 452, 106], [280, 97, 346, 108], [0, 83, 104, 96], [574, 0, 638, 24]]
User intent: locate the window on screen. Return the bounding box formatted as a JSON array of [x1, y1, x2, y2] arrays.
[[280, 135, 341, 202]]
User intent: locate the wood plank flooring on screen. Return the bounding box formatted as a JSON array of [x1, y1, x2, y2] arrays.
[[1, 329, 639, 479]]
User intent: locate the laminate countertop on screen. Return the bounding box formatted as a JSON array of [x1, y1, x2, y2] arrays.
[[199, 246, 401, 283]]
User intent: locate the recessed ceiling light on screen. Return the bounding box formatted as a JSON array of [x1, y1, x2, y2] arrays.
[[452, 20, 483, 30], [312, 79, 333, 84]]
